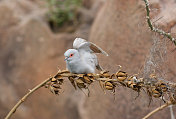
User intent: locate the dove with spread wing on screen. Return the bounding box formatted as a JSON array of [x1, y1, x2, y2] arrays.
[[64, 38, 108, 74]]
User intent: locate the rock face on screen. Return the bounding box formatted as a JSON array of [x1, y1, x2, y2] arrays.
[[88, 0, 153, 119], [0, 0, 176, 119], [88, 0, 176, 119], [0, 0, 74, 119]]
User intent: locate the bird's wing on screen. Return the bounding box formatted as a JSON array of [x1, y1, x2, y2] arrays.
[[80, 51, 103, 71], [73, 38, 87, 49], [73, 38, 108, 56], [88, 53, 103, 71], [89, 42, 109, 56]]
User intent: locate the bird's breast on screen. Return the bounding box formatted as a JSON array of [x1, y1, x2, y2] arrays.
[[66, 59, 95, 74]]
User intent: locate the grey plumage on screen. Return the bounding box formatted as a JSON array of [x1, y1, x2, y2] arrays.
[[64, 38, 108, 74]]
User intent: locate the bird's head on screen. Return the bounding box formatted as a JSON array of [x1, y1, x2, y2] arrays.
[[64, 49, 80, 62]]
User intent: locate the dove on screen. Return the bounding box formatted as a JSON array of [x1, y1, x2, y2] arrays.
[[64, 38, 108, 74]]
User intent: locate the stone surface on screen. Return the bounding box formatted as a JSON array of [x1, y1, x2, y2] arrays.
[[88, 0, 176, 119]]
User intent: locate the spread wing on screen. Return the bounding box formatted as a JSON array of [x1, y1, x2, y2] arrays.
[[73, 38, 108, 56], [73, 38, 87, 49], [73, 38, 106, 71], [89, 42, 109, 56]]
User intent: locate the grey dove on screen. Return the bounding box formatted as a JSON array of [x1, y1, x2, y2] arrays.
[[64, 38, 108, 74]]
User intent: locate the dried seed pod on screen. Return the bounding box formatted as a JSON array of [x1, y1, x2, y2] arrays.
[[52, 84, 61, 89], [83, 75, 93, 84], [117, 77, 127, 82], [127, 80, 138, 91], [147, 73, 158, 83], [152, 87, 162, 98], [116, 71, 127, 82], [103, 73, 111, 78], [127, 76, 141, 92], [147, 88, 152, 97], [87, 73, 94, 77], [58, 79, 64, 85], [49, 84, 62, 95], [46, 76, 64, 95], [76, 78, 86, 89], [159, 82, 168, 92], [68, 77, 77, 89], [105, 81, 113, 87], [51, 77, 57, 82], [105, 81, 115, 90], [54, 74, 62, 79], [78, 74, 84, 78], [49, 86, 56, 94], [137, 78, 144, 86], [110, 74, 115, 79], [45, 81, 51, 88], [86, 74, 94, 81], [127, 80, 132, 86], [117, 71, 127, 77], [127, 76, 133, 86], [149, 74, 157, 79], [130, 84, 140, 91], [105, 85, 114, 90], [53, 88, 60, 94], [100, 71, 111, 78]]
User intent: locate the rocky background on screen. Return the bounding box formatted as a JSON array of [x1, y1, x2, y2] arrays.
[[0, 0, 176, 119]]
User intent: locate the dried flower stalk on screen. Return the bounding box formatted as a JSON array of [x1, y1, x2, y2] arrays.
[[5, 69, 176, 119], [143, 0, 176, 45]]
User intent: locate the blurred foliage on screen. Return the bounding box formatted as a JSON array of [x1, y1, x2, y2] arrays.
[[46, 0, 82, 28]]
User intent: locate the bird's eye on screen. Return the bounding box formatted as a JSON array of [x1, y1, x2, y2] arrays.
[[70, 53, 74, 57]]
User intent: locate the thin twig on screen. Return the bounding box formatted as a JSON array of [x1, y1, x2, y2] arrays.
[[4, 77, 52, 119], [142, 101, 172, 119], [143, 0, 176, 45]]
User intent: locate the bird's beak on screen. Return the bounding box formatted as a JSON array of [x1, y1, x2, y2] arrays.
[[64, 56, 69, 61]]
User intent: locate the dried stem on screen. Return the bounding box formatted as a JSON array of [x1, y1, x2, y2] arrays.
[[4, 77, 52, 119], [4, 69, 176, 119], [143, 0, 176, 45], [142, 101, 172, 119]]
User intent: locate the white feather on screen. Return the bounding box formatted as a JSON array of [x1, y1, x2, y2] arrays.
[[64, 38, 108, 73]]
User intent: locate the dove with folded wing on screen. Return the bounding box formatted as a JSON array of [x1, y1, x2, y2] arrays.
[[64, 38, 108, 74]]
